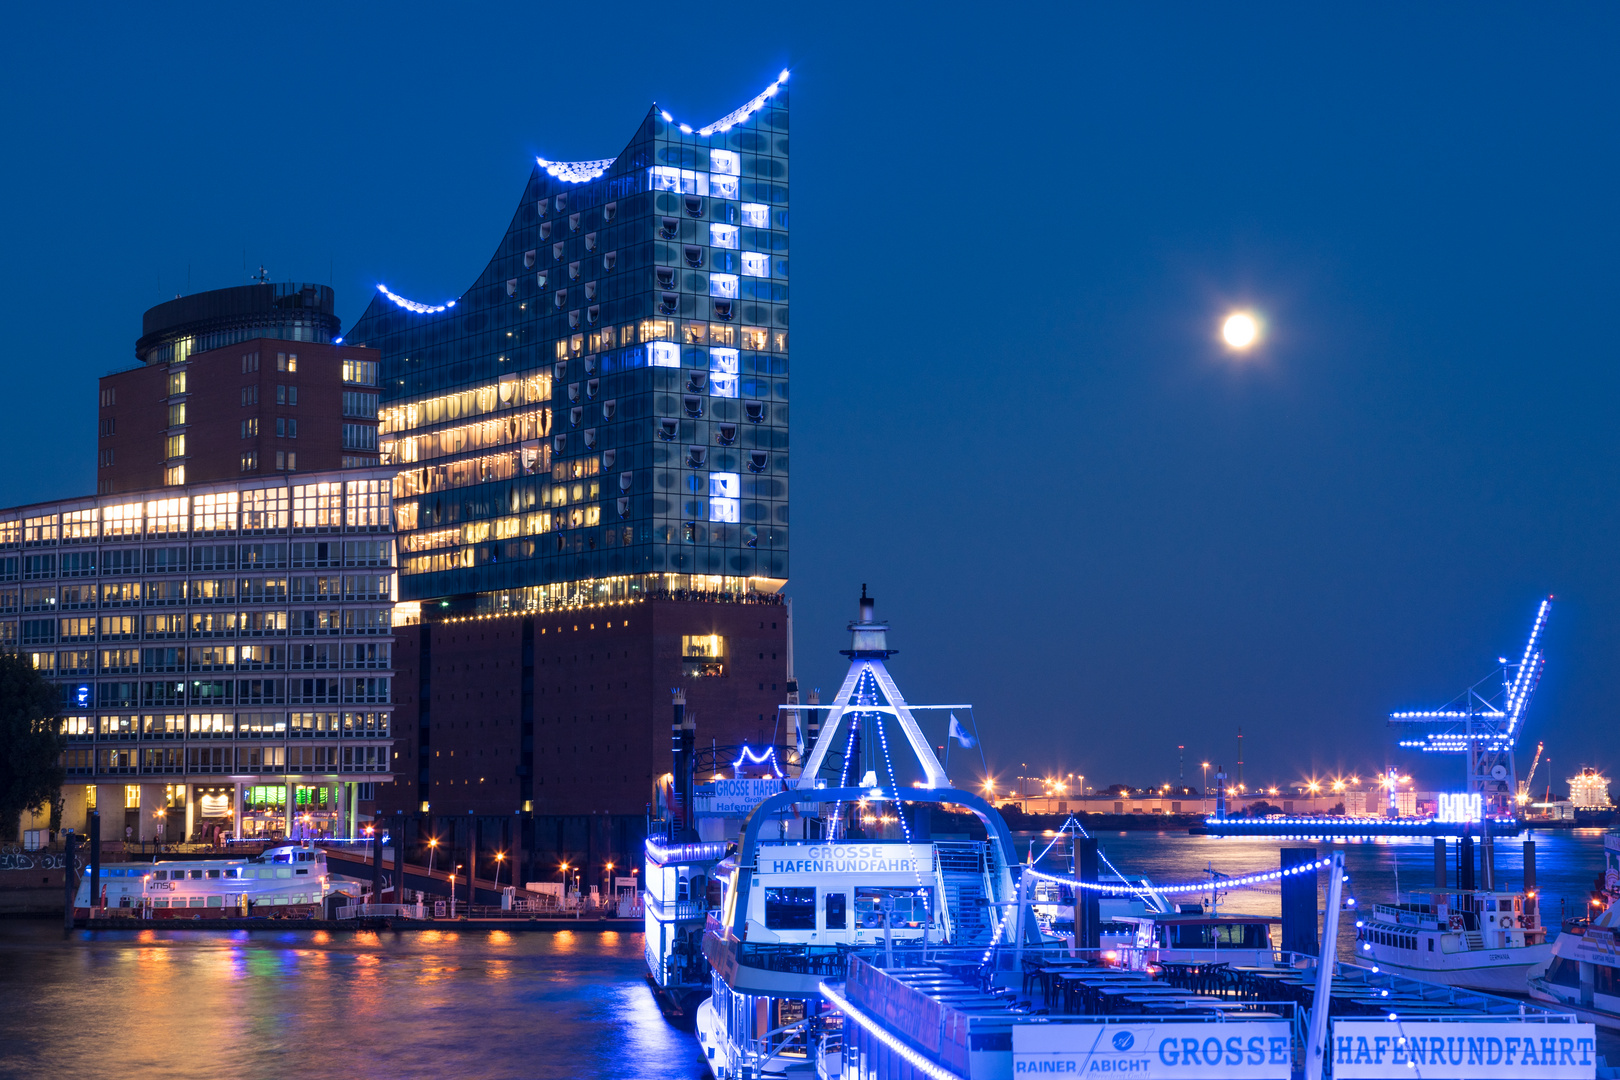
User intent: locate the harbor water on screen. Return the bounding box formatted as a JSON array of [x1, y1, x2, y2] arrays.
[[0, 830, 1609, 1079]]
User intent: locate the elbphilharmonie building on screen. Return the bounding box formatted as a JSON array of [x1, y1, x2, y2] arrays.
[[346, 73, 792, 616]]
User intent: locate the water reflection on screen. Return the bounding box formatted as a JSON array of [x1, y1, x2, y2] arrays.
[[0, 924, 708, 1080]]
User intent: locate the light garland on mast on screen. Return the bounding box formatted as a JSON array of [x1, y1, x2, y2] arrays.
[[1024, 857, 1343, 896]]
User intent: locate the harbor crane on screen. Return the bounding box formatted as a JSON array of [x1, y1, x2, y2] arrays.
[[1517, 740, 1545, 806], [1389, 596, 1552, 818]]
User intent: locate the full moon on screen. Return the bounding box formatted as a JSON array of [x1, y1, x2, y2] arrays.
[[1222, 311, 1260, 349]]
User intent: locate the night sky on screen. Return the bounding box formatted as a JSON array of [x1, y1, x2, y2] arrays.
[[3, 5, 1616, 794]]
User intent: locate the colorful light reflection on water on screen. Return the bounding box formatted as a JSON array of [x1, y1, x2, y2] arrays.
[[0, 924, 708, 1080]]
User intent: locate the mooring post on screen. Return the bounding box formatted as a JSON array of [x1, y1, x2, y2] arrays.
[[1077, 838, 1100, 955], [370, 826, 383, 907], [1279, 848, 1318, 959], [62, 830, 80, 933], [89, 810, 101, 916]]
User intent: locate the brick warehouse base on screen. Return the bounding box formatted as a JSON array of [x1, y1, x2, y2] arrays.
[[376, 595, 788, 885]]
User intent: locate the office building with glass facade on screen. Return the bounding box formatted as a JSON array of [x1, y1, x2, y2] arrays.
[[344, 72, 791, 617], [1, 469, 397, 844]]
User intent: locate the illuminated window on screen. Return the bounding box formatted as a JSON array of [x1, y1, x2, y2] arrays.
[[710, 224, 739, 249], [647, 341, 680, 369], [710, 275, 739, 299], [709, 150, 740, 176], [61, 508, 97, 542], [292, 483, 340, 529], [741, 203, 770, 229], [709, 473, 740, 523], [277, 352, 297, 373], [709, 174, 739, 200], [342, 359, 378, 385], [165, 434, 186, 460], [168, 403, 186, 427], [145, 498, 187, 535], [168, 370, 187, 396], [741, 252, 770, 278], [710, 348, 739, 398], [125, 785, 141, 809], [194, 492, 237, 532], [681, 635, 725, 677]]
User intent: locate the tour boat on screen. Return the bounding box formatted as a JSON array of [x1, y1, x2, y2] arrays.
[[648, 591, 1033, 1079], [1527, 832, 1620, 1028], [1356, 884, 1551, 993], [74, 843, 332, 917]]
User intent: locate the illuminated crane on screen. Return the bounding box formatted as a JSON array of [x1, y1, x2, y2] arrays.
[[1517, 741, 1545, 807], [1389, 596, 1552, 817]]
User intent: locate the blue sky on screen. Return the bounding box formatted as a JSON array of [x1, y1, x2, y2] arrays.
[[2, 4, 1616, 791]]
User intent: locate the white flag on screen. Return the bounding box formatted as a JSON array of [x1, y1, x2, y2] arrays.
[[948, 714, 975, 748]]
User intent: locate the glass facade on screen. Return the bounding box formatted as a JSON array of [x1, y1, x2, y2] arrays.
[[0, 469, 397, 787], [345, 77, 791, 612]]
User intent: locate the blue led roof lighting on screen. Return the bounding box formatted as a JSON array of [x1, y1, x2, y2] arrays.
[[376, 284, 457, 315], [538, 71, 792, 186]]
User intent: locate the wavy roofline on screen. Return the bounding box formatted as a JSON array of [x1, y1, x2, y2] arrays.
[[538, 69, 789, 185]]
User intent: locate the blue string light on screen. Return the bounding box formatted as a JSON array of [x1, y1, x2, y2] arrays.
[[819, 981, 965, 1080], [376, 284, 456, 315], [1025, 858, 1341, 896]]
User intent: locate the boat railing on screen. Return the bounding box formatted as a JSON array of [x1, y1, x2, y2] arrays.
[[336, 903, 416, 920], [742, 1016, 812, 1069], [643, 895, 708, 921], [737, 943, 852, 976]]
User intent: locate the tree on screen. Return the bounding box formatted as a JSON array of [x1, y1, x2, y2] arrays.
[[0, 650, 65, 840]]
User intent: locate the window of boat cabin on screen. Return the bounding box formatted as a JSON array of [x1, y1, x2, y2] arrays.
[[855, 887, 934, 929], [825, 891, 847, 930], [1167, 922, 1268, 949], [764, 887, 816, 930]]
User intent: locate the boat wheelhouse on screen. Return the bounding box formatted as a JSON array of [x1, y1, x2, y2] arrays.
[[1114, 910, 1279, 968]]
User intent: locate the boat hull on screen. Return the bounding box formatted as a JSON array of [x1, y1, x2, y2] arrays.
[[1527, 981, 1620, 1031], [1366, 950, 1549, 993]]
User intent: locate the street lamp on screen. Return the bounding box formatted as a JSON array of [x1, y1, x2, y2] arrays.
[[493, 851, 505, 896], [426, 836, 438, 879], [1201, 764, 1210, 813]]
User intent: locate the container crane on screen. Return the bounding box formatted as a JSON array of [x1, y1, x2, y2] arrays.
[[1389, 596, 1552, 817], [1517, 740, 1545, 807]]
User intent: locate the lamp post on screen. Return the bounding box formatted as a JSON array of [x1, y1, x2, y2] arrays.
[[1201, 763, 1210, 814], [493, 851, 505, 906], [426, 836, 438, 880]]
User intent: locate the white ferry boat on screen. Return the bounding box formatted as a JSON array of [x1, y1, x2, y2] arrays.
[[650, 591, 1033, 1080], [1528, 832, 1620, 1028], [74, 843, 332, 917], [1356, 886, 1550, 992]]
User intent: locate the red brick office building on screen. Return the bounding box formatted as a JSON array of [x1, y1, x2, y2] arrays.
[[97, 283, 380, 494]]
